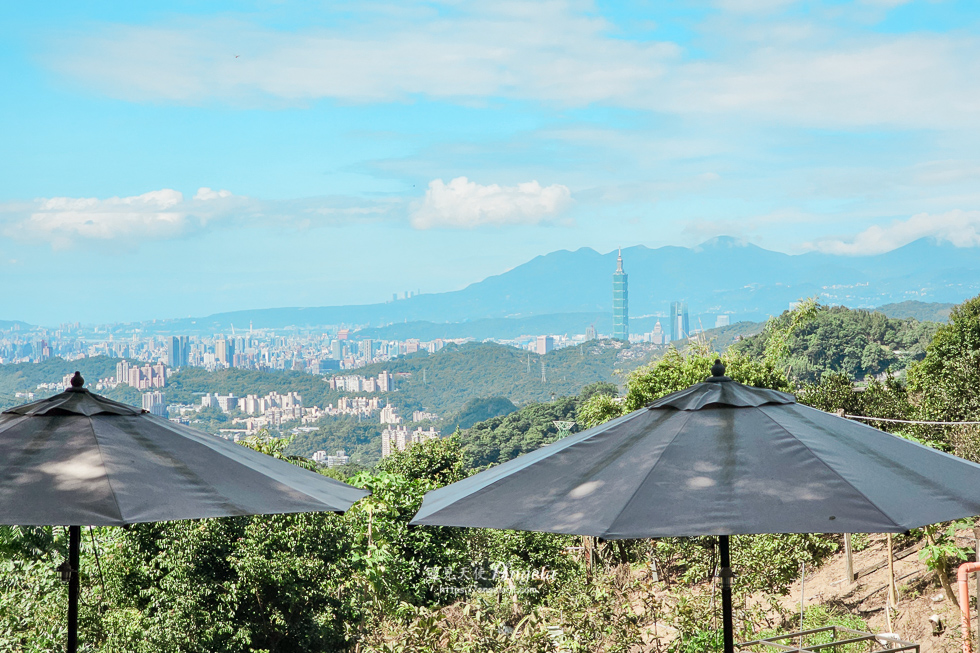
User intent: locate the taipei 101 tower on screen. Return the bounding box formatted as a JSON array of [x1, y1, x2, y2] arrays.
[[612, 248, 629, 341]]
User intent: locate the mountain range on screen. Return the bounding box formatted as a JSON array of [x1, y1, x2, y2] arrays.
[[20, 237, 980, 334]]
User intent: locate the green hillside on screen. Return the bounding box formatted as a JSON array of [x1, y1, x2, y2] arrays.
[[0, 356, 138, 410], [732, 305, 939, 382], [351, 339, 655, 415], [283, 341, 656, 465], [875, 300, 954, 323]]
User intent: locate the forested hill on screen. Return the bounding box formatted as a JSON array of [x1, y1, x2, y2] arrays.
[[348, 340, 656, 415], [0, 356, 139, 410], [732, 305, 939, 382], [875, 301, 954, 323]]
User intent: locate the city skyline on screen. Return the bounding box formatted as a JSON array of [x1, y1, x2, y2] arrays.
[[2, 2, 980, 325]]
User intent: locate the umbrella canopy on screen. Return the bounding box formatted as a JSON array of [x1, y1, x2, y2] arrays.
[[0, 377, 367, 525], [413, 366, 980, 536], [0, 372, 368, 653], [411, 361, 980, 653]]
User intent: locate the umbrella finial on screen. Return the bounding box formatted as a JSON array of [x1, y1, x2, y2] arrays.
[[711, 359, 725, 377], [69, 372, 84, 390], [705, 359, 732, 383]]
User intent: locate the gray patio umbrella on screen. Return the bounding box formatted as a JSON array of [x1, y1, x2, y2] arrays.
[[412, 360, 980, 653], [0, 372, 369, 653]]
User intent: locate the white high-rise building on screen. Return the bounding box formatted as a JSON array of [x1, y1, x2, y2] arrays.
[[381, 425, 409, 457], [650, 320, 664, 345], [142, 391, 166, 417], [380, 402, 401, 425]]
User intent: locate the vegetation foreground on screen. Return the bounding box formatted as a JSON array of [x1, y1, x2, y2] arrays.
[[4, 295, 980, 651]]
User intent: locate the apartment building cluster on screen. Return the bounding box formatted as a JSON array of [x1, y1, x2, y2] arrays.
[[311, 449, 351, 467], [381, 426, 440, 458], [329, 370, 393, 393], [142, 391, 166, 417], [323, 395, 382, 418], [114, 360, 167, 390], [186, 388, 393, 435]]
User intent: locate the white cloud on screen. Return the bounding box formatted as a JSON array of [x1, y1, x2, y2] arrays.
[[715, 0, 799, 14], [193, 187, 233, 201], [40, 4, 980, 130], [858, 0, 912, 7], [661, 34, 980, 129], [16, 189, 194, 248], [411, 177, 572, 229], [805, 209, 980, 255], [0, 187, 394, 248], [47, 6, 676, 107]]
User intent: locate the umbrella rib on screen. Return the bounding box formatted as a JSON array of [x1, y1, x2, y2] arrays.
[[756, 406, 902, 532], [605, 409, 698, 539]]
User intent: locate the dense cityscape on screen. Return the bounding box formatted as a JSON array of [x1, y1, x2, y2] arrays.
[[0, 253, 725, 453]]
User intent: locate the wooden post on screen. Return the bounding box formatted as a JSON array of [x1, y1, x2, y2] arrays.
[[844, 533, 855, 582], [887, 534, 900, 608], [800, 561, 806, 648]]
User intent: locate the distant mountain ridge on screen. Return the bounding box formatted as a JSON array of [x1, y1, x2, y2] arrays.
[[113, 237, 980, 334]]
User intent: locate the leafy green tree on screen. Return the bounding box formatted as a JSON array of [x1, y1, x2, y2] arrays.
[[578, 348, 789, 428], [908, 294, 980, 424], [576, 381, 619, 403], [734, 304, 938, 383], [0, 555, 71, 651], [346, 437, 472, 609], [904, 294, 980, 456], [377, 431, 466, 486], [577, 393, 623, 429], [918, 520, 974, 604], [795, 373, 914, 437], [655, 533, 836, 596], [95, 512, 360, 653]]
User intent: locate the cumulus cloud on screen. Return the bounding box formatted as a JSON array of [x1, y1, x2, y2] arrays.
[[410, 177, 572, 229], [805, 210, 980, 255], [13, 189, 199, 248]]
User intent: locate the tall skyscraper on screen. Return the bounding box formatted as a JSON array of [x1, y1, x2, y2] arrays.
[[535, 335, 554, 355], [612, 248, 629, 341], [167, 335, 189, 368], [670, 301, 690, 343], [215, 337, 233, 366]]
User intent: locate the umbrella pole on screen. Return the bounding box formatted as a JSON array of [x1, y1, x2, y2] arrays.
[[68, 525, 79, 653], [720, 535, 734, 653]]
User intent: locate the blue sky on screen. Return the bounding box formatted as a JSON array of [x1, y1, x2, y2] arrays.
[[2, 0, 979, 325]]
